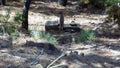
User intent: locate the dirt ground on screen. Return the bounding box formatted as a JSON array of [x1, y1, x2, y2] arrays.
[[0, 1, 120, 68]]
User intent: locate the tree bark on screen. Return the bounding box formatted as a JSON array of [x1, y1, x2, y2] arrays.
[[0, 0, 6, 5], [59, 12, 64, 31], [22, 0, 31, 31]]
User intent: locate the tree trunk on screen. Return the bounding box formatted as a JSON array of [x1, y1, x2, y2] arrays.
[[0, 0, 6, 5], [58, 0, 67, 6], [59, 12, 64, 31], [22, 0, 31, 31]]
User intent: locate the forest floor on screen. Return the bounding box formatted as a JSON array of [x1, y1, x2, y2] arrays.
[[0, 1, 120, 68]]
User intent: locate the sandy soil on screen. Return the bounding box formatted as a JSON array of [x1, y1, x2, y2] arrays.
[[0, 1, 120, 68]]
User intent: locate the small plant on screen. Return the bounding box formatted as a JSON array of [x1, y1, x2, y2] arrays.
[[105, 0, 120, 27], [30, 30, 58, 45], [3, 23, 17, 34], [0, 8, 22, 39], [105, 0, 120, 8], [76, 29, 96, 42], [10, 31, 20, 39], [0, 8, 14, 34], [14, 11, 23, 23], [87, 31, 96, 41]]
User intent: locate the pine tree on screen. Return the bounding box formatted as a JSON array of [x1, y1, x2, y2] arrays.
[[22, 0, 31, 31]]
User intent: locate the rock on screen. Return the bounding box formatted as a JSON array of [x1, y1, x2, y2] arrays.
[[64, 24, 81, 33], [45, 21, 59, 32], [0, 34, 12, 48], [70, 51, 78, 56], [0, 49, 11, 53]]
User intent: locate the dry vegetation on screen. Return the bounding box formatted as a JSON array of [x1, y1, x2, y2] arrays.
[[0, 0, 120, 68]]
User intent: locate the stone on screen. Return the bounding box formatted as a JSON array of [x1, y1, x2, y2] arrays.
[[0, 34, 12, 48]]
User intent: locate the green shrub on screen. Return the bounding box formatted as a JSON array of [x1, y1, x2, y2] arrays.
[[87, 31, 96, 41], [76, 30, 96, 42], [0, 8, 15, 34], [105, 0, 120, 8], [14, 11, 23, 23], [10, 32, 20, 39], [30, 30, 58, 45], [3, 23, 17, 34], [0, 8, 22, 39], [105, 0, 120, 27]]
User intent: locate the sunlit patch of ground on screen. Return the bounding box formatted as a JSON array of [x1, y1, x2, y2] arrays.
[[0, 1, 120, 68]]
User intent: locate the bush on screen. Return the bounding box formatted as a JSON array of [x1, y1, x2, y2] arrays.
[[76, 29, 96, 42], [105, 0, 120, 8], [30, 30, 58, 45], [0, 8, 23, 39], [3, 23, 17, 34], [105, 0, 120, 27], [14, 11, 23, 23]]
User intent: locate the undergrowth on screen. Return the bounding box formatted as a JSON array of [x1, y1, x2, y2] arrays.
[[0, 7, 23, 39], [76, 29, 96, 43], [105, 0, 120, 27], [30, 30, 58, 45]]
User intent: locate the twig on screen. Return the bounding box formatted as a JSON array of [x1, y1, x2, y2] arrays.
[[30, 49, 44, 65], [46, 53, 66, 68]]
